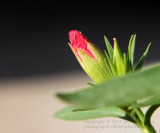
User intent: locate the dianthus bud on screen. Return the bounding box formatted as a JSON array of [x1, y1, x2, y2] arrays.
[[68, 30, 113, 83]]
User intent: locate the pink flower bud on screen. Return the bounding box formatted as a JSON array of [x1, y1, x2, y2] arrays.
[[68, 30, 112, 83], [69, 30, 95, 62]]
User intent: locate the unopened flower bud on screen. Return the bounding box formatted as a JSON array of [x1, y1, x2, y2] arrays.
[[68, 30, 113, 83]]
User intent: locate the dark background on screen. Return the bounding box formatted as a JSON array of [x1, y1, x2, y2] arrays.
[[0, 0, 160, 79]]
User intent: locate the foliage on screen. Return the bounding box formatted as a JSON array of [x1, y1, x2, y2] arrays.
[[54, 33, 159, 133]]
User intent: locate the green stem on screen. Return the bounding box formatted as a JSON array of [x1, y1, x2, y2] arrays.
[[134, 107, 144, 123], [142, 105, 160, 133], [144, 105, 160, 126], [142, 124, 156, 133], [127, 106, 156, 133], [124, 107, 144, 130]]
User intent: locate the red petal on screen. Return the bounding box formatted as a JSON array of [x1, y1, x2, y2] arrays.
[[68, 30, 95, 59]]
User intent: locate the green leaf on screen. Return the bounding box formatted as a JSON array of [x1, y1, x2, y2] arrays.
[[128, 34, 136, 69], [56, 63, 160, 107], [104, 36, 113, 63], [135, 43, 151, 71], [129, 95, 160, 108], [128, 35, 133, 70], [54, 106, 133, 122]]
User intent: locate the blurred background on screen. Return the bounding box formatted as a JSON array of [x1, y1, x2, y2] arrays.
[[0, 0, 160, 79], [0, 0, 160, 133]]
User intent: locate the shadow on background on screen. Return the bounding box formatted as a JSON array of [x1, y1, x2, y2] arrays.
[[0, 0, 160, 79]]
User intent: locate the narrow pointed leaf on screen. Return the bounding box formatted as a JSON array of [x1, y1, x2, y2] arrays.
[[56, 63, 160, 107], [104, 36, 113, 62], [54, 106, 133, 122], [128, 35, 133, 69], [129, 95, 160, 108], [135, 43, 151, 71], [128, 34, 136, 70]]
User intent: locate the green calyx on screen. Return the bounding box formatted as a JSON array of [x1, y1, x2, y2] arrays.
[[74, 42, 113, 84]]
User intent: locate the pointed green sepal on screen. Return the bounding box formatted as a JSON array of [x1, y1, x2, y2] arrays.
[[113, 38, 125, 76], [104, 36, 113, 63], [104, 50, 117, 77], [70, 42, 113, 84]]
